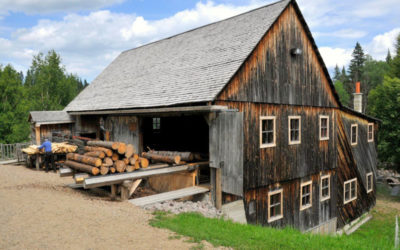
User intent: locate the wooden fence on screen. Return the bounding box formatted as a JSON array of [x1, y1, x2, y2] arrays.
[[0, 143, 31, 162]]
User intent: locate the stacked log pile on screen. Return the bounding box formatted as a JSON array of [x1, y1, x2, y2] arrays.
[[63, 140, 149, 176], [63, 140, 200, 176]]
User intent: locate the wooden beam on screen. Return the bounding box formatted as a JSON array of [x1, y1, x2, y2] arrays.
[[83, 163, 207, 189], [111, 184, 117, 200], [35, 126, 41, 145], [215, 168, 222, 210], [60, 167, 74, 177]]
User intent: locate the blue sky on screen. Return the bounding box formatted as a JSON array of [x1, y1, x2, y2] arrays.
[[0, 0, 399, 82]]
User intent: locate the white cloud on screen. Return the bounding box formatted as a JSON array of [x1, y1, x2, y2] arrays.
[[314, 29, 367, 39], [366, 28, 400, 60], [0, 0, 124, 14], [319, 47, 353, 69], [0, 1, 263, 81]]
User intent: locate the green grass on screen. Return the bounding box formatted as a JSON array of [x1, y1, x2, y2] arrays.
[[150, 184, 399, 249]]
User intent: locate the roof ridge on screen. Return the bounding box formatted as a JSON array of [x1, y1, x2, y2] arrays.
[[121, 0, 290, 54]]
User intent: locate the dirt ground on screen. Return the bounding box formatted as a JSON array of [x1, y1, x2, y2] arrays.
[[0, 163, 196, 250]]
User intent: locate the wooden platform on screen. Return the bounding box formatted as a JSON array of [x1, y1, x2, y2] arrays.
[[83, 163, 206, 189], [129, 186, 209, 207]]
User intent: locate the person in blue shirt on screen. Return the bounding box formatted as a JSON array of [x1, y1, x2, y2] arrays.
[[38, 139, 55, 172]]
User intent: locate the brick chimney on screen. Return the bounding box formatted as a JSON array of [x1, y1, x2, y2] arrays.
[[353, 82, 362, 113]]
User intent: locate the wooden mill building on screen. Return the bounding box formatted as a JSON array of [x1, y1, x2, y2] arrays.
[[64, 0, 378, 233]]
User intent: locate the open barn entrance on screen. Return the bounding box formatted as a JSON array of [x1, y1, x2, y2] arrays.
[[141, 115, 210, 189]]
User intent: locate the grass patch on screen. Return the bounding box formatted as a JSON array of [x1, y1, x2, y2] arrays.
[[150, 184, 399, 249]]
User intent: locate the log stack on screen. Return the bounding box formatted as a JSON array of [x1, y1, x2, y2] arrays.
[[64, 140, 148, 176], [63, 140, 197, 176]]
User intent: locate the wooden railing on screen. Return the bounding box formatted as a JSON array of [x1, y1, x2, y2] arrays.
[[0, 143, 31, 162]]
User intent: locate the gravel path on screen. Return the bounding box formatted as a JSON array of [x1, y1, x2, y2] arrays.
[[0, 164, 195, 250]]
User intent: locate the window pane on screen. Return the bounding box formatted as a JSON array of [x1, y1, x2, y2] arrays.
[[262, 120, 267, 131], [351, 126, 357, 143], [345, 183, 350, 200], [267, 132, 273, 143], [267, 120, 273, 130], [262, 132, 267, 144], [351, 182, 356, 198]]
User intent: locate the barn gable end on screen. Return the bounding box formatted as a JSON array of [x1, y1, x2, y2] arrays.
[[217, 2, 340, 108]]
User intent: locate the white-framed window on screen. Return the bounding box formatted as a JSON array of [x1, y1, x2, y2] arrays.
[[351, 124, 358, 146], [320, 174, 330, 201], [344, 178, 357, 204], [260, 116, 276, 148], [368, 123, 374, 142], [366, 172, 373, 193], [300, 181, 312, 210], [288, 116, 301, 145], [268, 188, 283, 222], [152, 117, 161, 130], [319, 115, 329, 140]]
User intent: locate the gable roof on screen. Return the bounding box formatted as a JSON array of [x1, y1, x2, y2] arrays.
[[65, 0, 291, 112], [29, 111, 75, 125]]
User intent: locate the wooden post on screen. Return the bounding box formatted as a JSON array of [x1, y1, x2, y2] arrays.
[[111, 184, 117, 201], [35, 155, 40, 170], [120, 180, 132, 201], [35, 126, 41, 145], [105, 131, 110, 141], [215, 168, 222, 210]]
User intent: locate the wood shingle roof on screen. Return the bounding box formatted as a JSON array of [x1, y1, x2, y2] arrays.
[[64, 0, 290, 112]]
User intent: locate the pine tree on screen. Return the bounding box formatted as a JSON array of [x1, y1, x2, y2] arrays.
[[348, 42, 366, 91], [333, 65, 341, 81], [391, 33, 400, 78], [386, 49, 392, 64]]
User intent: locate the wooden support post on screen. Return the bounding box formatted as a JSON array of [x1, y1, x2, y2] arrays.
[[105, 131, 110, 141], [35, 155, 40, 170], [111, 184, 117, 201], [215, 168, 222, 210], [120, 180, 132, 201], [35, 126, 41, 145]]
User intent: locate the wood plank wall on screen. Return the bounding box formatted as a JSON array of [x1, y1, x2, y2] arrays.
[[217, 4, 338, 108], [335, 110, 377, 228], [244, 171, 336, 231]]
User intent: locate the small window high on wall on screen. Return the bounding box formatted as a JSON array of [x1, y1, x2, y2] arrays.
[[319, 115, 329, 140], [260, 116, 276, 148], [351, 124, 358, 146], [288, 116, 301, 145], [152, 117, 161, 130], [368, 123, 374, 142]]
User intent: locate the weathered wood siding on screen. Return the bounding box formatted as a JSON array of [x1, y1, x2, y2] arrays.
[[244, 171, 336, 230], [105, 115, 139, 150], [73, 115, 99, 137], [30, 123, 73, 144], [215, 101, 336, 188], [209, 112, 243, 196], [335, 110, 377, 228], [217, 4, 338, 108]]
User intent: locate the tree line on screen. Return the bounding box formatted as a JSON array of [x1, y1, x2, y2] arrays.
[[333, 35, 400, 168], [0, 50, 88, 144]]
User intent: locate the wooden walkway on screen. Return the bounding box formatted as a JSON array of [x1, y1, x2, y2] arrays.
[[129, 186, 209, 207]]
